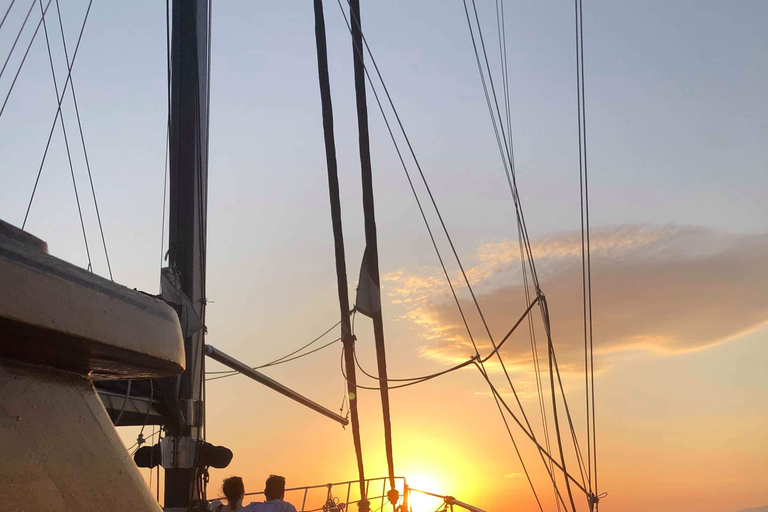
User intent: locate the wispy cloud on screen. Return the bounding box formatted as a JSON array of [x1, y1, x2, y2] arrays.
[[384, 225, 768, 373]]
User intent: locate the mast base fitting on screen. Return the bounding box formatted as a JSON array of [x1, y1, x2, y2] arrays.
[[161, 436, 197, 469], [357, 499, 370, 512], [387, 489, 400, 505]]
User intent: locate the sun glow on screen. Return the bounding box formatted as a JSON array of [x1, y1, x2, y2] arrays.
[[406, 474, 445, 512]]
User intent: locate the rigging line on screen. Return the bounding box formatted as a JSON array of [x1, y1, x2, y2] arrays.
[[489, 386, 547, 512], [462, 0, 540, 292], [462, 3, 586, 505], [479, 296, 540, 364], [38, 0, 92, 271], [0, 0, 34, 83], [113, 380, 132, 427], [323, 28, 541, 495], [474, 359, 588, 497], [313, 3, 375, 500], [574, 0, 598, 498], [540, 297, 578, 511], [575, 0, 591, 490], [53, 0, 109, 279], [206, 320, 342, 374], [158, 0, 170, 290], [518, 221, 559, 510], [20, 0, 87, 228], [337, 0, 478, 386], [476, 360, 566, 512], [189, 0, 210, 437], [205, 338, 343, 382], [126, 429, 161, 453], [139, 379, 155, 439], [464, 0, 538, 290], [353, 350, 478, 383], [335, 2, 524, 421], [0, 0, 16, 32], [551, 339, 588, 490], [499, 0, 513, 158], [335, 7, 561, 507], [336, 10, 562, 503], [0, 0, 51, 120], [462, 0, 541, 319], [341, 0, 516, 351], [496, 0, 561, 498], [494, 0, 512, 162], [341, 349, 476, 391], [581, 22, 598, 512], [349, 0, 396, 495], [344, 0, 536, 452], [159, 128, 169, 281]]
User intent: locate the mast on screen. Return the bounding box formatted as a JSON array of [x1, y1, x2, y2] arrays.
[[165, 0, 210, 508]]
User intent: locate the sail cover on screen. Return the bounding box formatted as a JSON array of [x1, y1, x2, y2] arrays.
[[355, 247, 381, 317]]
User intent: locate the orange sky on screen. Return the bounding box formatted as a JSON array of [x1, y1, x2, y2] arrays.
[[121, 226, 768, 512]]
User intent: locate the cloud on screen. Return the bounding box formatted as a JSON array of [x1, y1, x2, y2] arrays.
[[504, 473, 523, 479], [384, 225, 768, 374]]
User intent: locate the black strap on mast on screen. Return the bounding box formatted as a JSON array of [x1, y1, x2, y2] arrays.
[[349, 0, 397, 504], [312, 1, 369, 510]]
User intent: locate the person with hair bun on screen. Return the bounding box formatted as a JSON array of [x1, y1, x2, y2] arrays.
[[211, 476, 246, 512]]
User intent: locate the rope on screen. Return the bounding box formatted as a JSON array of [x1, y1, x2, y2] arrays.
[[206, 319, 341, 376], [349, 0, 396, 498], [350, 351, 478, 388], [479, 296, 540, 364], [313, 0, 368, 508], [341, 350, 476, 391], [206, 338, 342, 381]]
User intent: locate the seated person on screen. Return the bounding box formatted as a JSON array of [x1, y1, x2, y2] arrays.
[[211, 476, 246, 511], [244, 475, 297, 512]]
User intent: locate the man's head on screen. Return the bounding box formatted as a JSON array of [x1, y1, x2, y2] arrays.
[[265, 474, 286, 501]]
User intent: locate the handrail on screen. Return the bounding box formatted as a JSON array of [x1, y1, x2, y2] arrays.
[[232, 476, 407, 512], [242, 476, 404, 497], [408, 488, 488, 512], [224, 477, 487, 512]]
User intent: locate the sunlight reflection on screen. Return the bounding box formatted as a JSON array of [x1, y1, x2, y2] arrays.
[[407, 474, 444, 512]]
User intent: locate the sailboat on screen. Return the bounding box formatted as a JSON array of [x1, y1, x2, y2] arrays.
[[0, 1, 601, 511]]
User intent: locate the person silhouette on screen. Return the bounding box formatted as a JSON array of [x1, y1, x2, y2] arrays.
[[211, 476, 246, 512], [244, 475, 298, 512]]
